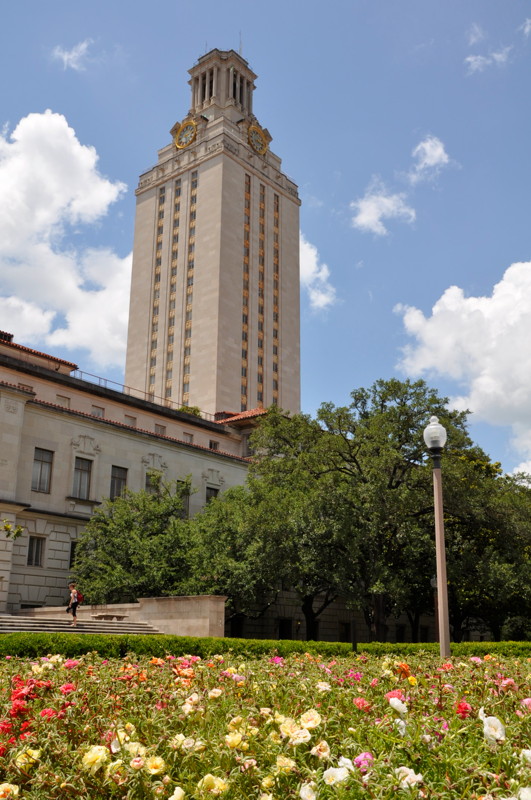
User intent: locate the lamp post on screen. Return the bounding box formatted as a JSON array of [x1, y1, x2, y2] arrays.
[[423, 416, 451, 659]]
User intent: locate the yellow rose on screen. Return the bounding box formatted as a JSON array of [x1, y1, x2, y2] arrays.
[[224, 732, 242, 749], [81, 745, 108, 775], [275, 755, 296, 773], [300, 709, 322, 729], [0, 785, 19, 798], [197, 774, 228, 795], [145, 756, 166, 774]]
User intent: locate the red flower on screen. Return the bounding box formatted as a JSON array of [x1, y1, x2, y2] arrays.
[[455, 701, 472, 719], [40, 708, 59, 719], [9, 699, 29, 717], [59, 683, 76, 695], [385, 689, 404, 700], [354, 697, 372, 712]]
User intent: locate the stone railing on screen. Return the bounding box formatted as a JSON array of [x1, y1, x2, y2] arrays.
[[16, 595, 226, 638]]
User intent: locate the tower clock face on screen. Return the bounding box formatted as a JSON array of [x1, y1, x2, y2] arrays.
[[248, 125, 267, 155], [175, 120, 197, 149]]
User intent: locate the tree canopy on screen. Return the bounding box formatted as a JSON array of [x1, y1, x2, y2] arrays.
[[72, 378, 531, 641], [73, 473, 191, 604]]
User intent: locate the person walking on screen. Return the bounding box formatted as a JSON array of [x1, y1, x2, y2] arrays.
[[67, 582, 79, 627]]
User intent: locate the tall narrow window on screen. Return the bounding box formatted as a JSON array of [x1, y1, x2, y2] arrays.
[[110, 466, 128, 500], [206, 486, 219, 503], [31, 448, 53, 493], [27, 536, 45, 567], [72, 458, 92, 500]]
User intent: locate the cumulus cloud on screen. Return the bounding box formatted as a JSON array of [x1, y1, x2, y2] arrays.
[[408, 136, 450, 185], [52, 39, 94, 71], [351, 178, 416, 236], [299, 234, 336, 310], [465, 46, 512, 74], [468, 23, 486, 46], [0, 110, 130, 369], [395, 261, 531, 469]]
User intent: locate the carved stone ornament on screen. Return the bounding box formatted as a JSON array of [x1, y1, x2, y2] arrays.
[[201, 468, 224, 487], [71, 435, 101, 455], [141, 453, 168, 472]]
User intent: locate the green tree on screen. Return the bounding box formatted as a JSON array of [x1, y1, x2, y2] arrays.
[[73, 474, 191, 604], [217, 378, 531, 641]]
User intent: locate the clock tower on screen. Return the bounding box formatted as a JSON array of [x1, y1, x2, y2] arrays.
[[125, 49, 301, 417]]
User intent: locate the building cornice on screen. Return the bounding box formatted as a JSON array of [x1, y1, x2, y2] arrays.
[[28, 399, 251, 465]]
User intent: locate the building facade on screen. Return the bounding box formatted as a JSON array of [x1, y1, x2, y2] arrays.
[[0, 332, 253, 613], [125, 49, 301, 417]]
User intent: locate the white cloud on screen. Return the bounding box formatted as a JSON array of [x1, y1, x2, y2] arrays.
[[520, 19, 531, 37], [299, 233, 336, 310], [351, 178, 415, 236], [468, 23, 486, 46], [465, 46, 512, 74], [52, 39, 94, 71], [408, 136, 450, 185], [0, 110, 130, 369], [395, 261, 531, 468]]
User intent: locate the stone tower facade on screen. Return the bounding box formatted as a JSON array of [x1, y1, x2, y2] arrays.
[[125, 49, 300, 417]]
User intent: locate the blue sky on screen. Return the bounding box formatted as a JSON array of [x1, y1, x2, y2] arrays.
[[1, 1, 531, 472]]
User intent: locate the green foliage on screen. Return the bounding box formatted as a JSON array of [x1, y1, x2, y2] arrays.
[[0, 632, 530, 660], [0, 632, 353, 659], [72, 476, 192, 604], [176, 404, 202, 417], [189, 378, 531, 643]]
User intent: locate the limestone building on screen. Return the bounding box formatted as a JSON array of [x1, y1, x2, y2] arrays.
[[0, 331, 254, 613], [125, 49, 301, 417]]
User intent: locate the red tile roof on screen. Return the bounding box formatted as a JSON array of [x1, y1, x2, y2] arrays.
[[0, 332, 77, 369], [218, 408, 268, 424]]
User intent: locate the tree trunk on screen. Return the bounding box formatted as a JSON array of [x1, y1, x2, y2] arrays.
[[406, 609, 420, 643], [373, 593, 388, 642], [301, 595, 320, 641]]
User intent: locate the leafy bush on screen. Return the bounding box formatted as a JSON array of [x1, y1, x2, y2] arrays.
[[0, 633, 353, 659]]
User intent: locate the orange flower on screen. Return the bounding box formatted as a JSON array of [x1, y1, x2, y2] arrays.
[[396, 662, 411, 679], [150, 658, 165, 667]]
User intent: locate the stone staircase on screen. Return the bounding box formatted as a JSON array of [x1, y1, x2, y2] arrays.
[[0, 614, 162, 636]]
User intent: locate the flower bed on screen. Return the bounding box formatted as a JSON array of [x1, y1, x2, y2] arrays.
[[0, 651, 530, 798]]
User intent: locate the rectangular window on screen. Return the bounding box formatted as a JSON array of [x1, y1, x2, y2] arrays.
[[56, 394, 70, 408], [278, 617, 293, 640], [91, 405, 104, 418], [110, 466, 127, 500], [206, 486, 219, 503], [69, 541, 77, 569], [27, 536, 45, 567], [209, 440, 219, 451], [72, 457, 92, 500], [31, 448, 53, 493], [178, 480, 190, 518], [145, 471, 161, 494], [155, 424, 166, 435], [124, 415, 137, 427], [182, 432, 193, 444]]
